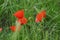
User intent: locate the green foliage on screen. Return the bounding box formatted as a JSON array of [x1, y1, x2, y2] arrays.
[[0, 0, 60, 40]]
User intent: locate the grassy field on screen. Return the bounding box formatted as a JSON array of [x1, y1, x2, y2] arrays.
[[0, 0, 60, 40]]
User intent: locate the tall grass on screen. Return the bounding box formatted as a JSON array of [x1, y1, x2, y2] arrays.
[[0, 0, 60, 40]]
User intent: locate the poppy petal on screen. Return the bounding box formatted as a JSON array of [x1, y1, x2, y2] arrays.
[[40, 10, 46, 18], [35, 18, 40, 23], [35, 10, 46, 22], [0, 28, 2, 32], [10, 26, 21, 32], [14, 10, 24, 19], [17, 17, 27, 25], [10, 26, 16, 32]]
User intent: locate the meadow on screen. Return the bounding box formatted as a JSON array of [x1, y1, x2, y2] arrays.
[[0, 0, 60, 40]]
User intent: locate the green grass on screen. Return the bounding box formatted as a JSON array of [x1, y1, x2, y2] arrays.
[[0, 0, 60, 40]]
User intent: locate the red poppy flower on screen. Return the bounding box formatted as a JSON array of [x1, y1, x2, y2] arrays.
[[35, 10, 46, 23], [10, 26, 16, 32], [14, 10, 24, 19], [10, 26, 21, 32], [17, 17, 27, 25], [0, 28, 2, 32]]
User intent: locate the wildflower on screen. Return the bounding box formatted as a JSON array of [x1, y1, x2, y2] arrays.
[[0, 28, 2, 32], [14, 10, 24, 19], [35, 10, 46, 23], [10, 26, 16, 32], [14, 10, 27, 25], [10, 26, 21, 32], [17, 17, 27, 25]]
